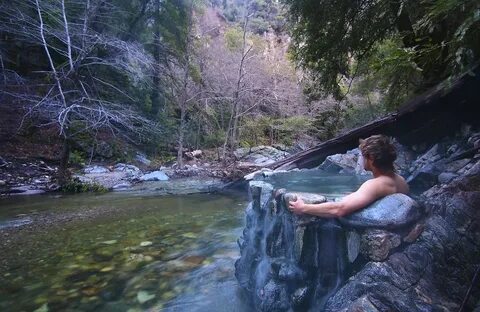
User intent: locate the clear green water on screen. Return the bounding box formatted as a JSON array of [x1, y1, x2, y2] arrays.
[[0, 172, 363, 312]]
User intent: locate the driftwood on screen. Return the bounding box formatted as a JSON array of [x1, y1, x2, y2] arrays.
[[272, 65, 480, 170]]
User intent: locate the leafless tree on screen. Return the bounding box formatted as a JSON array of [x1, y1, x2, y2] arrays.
[[196, 6, 306, 159], [0, 0, 159, 183]]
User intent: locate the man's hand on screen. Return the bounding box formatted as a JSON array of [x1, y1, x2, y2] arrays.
[[288, 196, 305, 214]]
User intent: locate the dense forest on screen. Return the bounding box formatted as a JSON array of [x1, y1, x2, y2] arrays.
[[1, 0, 479, 183]]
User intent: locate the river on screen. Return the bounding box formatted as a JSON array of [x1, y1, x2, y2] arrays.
[[0, 171, 365, 312]]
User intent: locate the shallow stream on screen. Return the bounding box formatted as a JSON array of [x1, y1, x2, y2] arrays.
[[0, 171, 364, 312]]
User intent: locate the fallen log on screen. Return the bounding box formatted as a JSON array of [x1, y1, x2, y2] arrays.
[[272, 65, 480, 170]]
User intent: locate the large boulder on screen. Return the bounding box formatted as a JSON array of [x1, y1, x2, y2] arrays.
[[325, 173, 480, 312], [113, 163, 142, 178], [340, 193, 422, 230], [139, 170, 169, 181], [318, 148, 370, 175], [234, 146, 290, 167]]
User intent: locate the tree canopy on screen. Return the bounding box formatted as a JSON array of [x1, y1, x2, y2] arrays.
[[283, 0, 480, 106]]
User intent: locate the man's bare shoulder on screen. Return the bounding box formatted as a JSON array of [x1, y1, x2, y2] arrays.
[[357, 178, 384, 196], [363, 174, 409, 195]]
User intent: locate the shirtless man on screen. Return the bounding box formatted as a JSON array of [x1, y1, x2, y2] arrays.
[[288, 134, 409, 217]]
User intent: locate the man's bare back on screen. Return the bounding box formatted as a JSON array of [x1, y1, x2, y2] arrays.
[[288, 135, 410, 218]]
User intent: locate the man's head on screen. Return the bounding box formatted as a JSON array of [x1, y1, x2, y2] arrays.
[[359, 135, 396, 173]]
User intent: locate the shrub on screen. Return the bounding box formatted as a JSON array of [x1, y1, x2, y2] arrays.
[[61, 178, 108, 193]]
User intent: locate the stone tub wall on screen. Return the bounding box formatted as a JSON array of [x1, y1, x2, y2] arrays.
[[324, 170, 480, 312], [235, 183, 425, 311], [236, 128, 480, 311]]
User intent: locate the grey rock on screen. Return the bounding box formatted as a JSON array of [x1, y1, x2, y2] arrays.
[[360, 229, 401, 262], [258, 280, 290, 312], [319, 152, 357, 174], [438, 172, 458, 184], [444, 158, 471, 172], [249, 181, 274, 212], [346, 230, 361, 262], [355, 153, 370, 176], [10, 186, 46, 195], [139, 170, 169, 181], [234, 146, 290, 166], [291, 287, 309, 309], [112, 182, 132, 190], [243, 168, 273, 180], [135, 152, 151, 166], [113, 163, 140, 173], [84, 165, 110, 174], [468, 131, 480, 147], [407, 162, 444, 191], [284, 192, 327, 226], [0, 180, 6, 186], [277, 262, 305, 281], [340, 296, 380, 312], [326, 171, 480, 312], [340, 193, 422, 229], [318, 160, 344, 173], [465, 159, 480, 177], [403, 223, 425, 243]]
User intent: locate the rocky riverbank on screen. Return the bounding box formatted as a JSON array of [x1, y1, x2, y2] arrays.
[[235, 125, 480, 311], [0, 145, 291, 196]]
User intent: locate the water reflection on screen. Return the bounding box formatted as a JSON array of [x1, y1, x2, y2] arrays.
[[0, 170, 363, 312], [0, 192, 249, 312]]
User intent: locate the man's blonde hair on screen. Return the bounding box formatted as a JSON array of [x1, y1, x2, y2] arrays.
[[359, 135, 396, 172]]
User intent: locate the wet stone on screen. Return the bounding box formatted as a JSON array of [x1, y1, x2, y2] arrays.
[[346, 230, 361, 263], [345, 295, 380, 312], [291, 287, 309, 309], [340, 193, 422, 230], [284, 192, 327, 226], [360, 229, 402, 262], [93, 250, 114, 262]]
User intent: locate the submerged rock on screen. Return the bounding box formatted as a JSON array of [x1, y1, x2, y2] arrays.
[[340, 193, 422, 229], [137, 290, 155, 304]]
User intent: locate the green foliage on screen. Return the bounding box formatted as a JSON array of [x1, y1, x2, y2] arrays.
[[240, 116, 315, 146], [203, 130, 226, 148], [189, 63, 203, 84], [61, 178, 108, 194], [224, 27, 244, 51], [283, 0, 480, 106], [249, 17, 270, 34], [69, 150, 86, 167], [312, 110, 344, 141], [342, 101, 387, 130], [353, 38, 423, 110]]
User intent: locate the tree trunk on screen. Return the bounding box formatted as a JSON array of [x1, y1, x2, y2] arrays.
[[151, 0, 162, 116], [177, 105, 186, 168], [58, 137, 71, 186]]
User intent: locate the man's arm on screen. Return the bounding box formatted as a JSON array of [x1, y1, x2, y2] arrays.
[[288, 180, 381, 217]]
